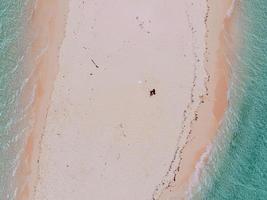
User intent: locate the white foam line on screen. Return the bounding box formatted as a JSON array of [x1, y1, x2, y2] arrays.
[[186, 143, 213, 199], [34, 42, 49, 62], [226, 0, 237, 18]]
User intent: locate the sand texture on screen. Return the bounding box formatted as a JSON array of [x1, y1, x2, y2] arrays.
[[25, 0, 233, 199]]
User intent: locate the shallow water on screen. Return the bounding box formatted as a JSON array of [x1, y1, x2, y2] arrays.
[[0, 0, 34, 199], [193, 1, 267, 199]]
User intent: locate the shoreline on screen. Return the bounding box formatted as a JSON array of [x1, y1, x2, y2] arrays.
[[33, 0, 211, 199], [154, 0, 235, 199], [15, 0, 68, 199], [15, 0, 234, 199]]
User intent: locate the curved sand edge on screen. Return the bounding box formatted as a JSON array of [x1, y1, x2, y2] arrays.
[[17, 0, 233, 200], [16, 0, 69, 199], [154, 0, 236, 199]]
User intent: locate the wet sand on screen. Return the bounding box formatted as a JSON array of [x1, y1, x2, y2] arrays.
[[154, 1, 235, 199], [15, 0, 68, 199]]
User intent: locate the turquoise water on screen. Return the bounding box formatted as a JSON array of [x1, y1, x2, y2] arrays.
[[1, 0, 267, 200], [0, 0, 34, 199], [193, 1, 267, 199]]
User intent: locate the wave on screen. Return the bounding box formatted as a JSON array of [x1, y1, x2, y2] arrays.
[[0, 0, 38, 198], [193, 0, 267, 199], [226, 0, 237, 18], [186, 143, 213, 199]]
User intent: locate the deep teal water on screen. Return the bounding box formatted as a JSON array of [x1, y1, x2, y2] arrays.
[[193, 1, 267, 199], [0, 0, 34, 199]]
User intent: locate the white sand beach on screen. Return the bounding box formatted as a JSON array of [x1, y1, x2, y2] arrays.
[[17, 0, 232, 199]]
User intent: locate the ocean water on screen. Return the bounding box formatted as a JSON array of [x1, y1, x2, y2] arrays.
[[0, 0, 34, 199], [1, 0, 267, 200], [192, 1, 267, 199]]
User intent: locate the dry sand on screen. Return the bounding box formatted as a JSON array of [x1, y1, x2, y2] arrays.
[[18, 0, 233, 199]]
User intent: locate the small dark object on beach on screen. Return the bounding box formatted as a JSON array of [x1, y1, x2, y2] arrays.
[[150, 89, 156, 96], [90, 58, 99, 68]]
